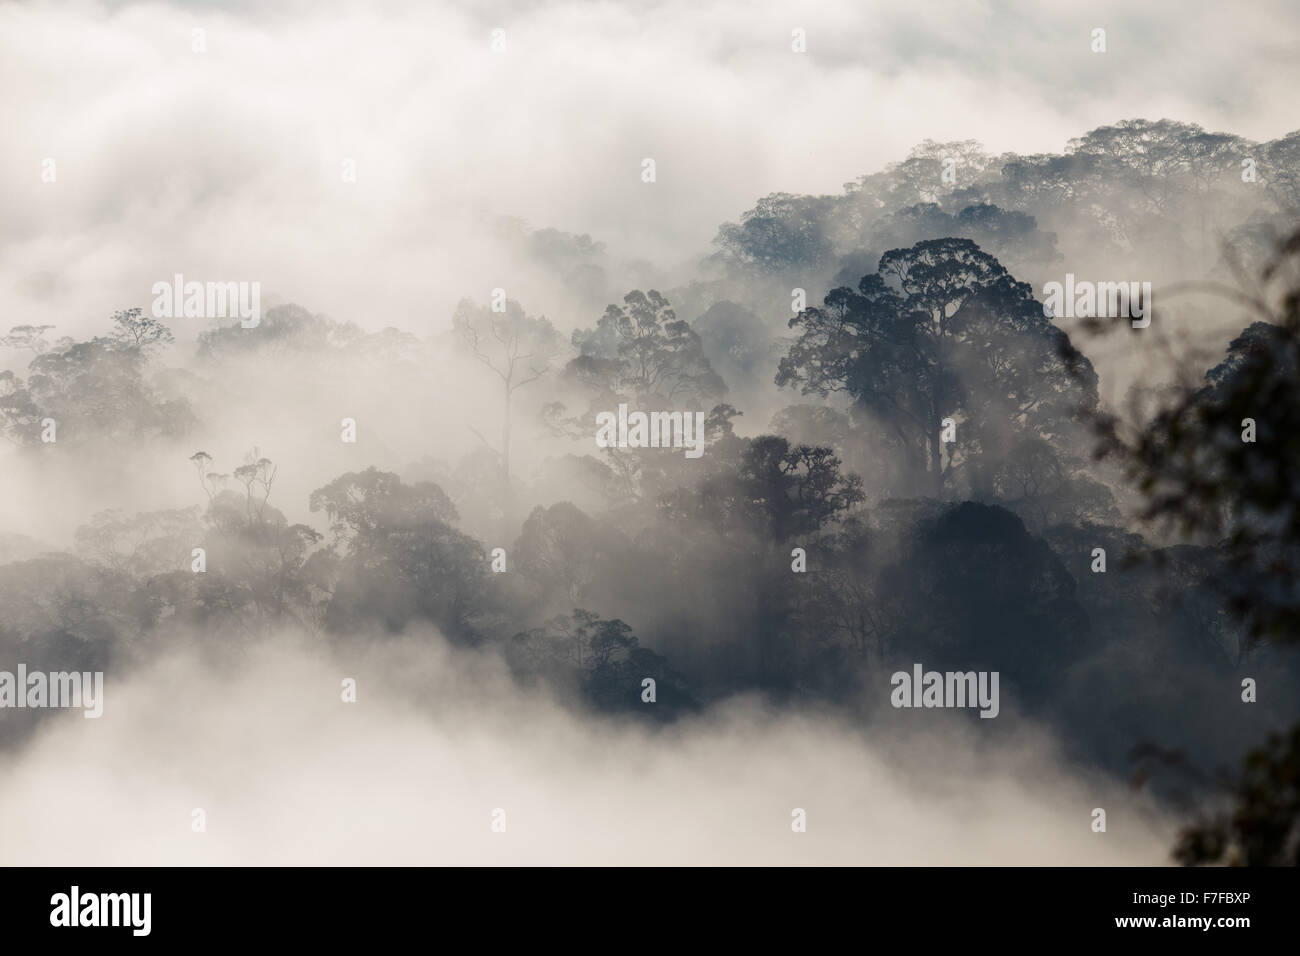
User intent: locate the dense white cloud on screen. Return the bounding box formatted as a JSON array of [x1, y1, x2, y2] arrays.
[[2, 0, 1296, 339], [0, 633, 1173, 864]]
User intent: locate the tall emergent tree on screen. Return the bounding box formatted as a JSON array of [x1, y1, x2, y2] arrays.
[[777, 238, 1097, 497], [453, 297, 564, 525]]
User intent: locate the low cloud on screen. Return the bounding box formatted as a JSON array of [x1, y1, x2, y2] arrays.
[[0, 630, 1173, 864]]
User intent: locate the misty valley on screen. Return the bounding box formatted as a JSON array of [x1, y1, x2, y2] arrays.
[[2, 4, 1299, 876]]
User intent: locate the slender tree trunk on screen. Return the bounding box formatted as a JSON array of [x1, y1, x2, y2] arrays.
[[502, 381, 513, 536], [931, 420, 943, 496], [502, 381, 512, 485], [931, 307, 946, 498]]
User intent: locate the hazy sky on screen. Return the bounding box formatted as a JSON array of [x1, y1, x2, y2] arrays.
[[3, 0, 1298, 339]]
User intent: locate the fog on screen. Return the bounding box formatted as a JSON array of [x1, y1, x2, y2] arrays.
[[3, 0, 1298, 339], [2, 0, 1298, 868], [0, 630, 1171, 865]]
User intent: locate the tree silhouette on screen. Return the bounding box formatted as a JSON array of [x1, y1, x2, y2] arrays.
[[453, 297, 564, 491], [1091, 227, 1300, 864], [309, 468, 487, 641], [109, 308, 174, 354], [778, 238, 1097, 496], [513, 501, 619, 609], [1, 324, 194, 444], [572, 289, 726, 406]]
